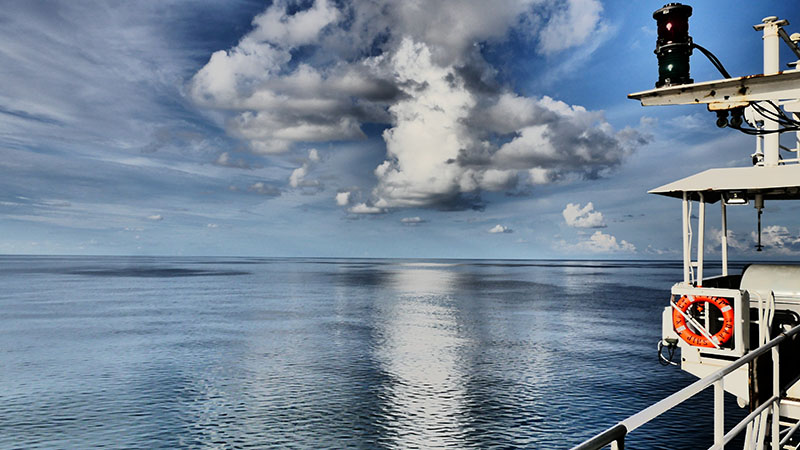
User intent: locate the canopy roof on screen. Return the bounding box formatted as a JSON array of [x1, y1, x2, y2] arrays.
[[649, 165, 800, 203]]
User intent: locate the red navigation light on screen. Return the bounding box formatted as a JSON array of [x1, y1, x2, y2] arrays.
[[653, 3, 693, 88]]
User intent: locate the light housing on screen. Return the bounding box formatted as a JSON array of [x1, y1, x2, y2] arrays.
[[723, 191, 748, 205], [653, 3, 693, 88]]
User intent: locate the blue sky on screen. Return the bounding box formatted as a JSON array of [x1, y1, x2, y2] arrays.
[[2, 0, 800, 258]]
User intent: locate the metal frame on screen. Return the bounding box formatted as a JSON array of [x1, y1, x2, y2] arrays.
[[670, 285, 749, 356]]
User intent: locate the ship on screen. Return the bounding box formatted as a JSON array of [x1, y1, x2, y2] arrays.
[[573, 4, 800, 450]]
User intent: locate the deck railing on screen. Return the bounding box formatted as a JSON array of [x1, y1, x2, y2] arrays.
[[570, 324, 800, 450]]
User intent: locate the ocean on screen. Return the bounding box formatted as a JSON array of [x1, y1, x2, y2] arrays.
[[0, 256, 748, 449]]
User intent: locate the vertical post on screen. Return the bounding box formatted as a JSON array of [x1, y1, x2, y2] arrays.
[[697, 193, 705, 286], [721, 202, 728, 277], [772, 346, 781, 450], [759, 17, 781, 166], [762, 17, 781, 75], [794, 112, 800, 161], [745, 422, 754, 450], [683, 193, 691, 284], [715, 379, 725, 449]]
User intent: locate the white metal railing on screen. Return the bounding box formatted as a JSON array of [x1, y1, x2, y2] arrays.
[[571, 324, 800, 450]]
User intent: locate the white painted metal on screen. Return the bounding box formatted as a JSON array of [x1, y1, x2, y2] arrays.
[[741, 265, 800, 299], [758, 17, 782, 76], [711, 397, 781, 450], [721, 202, 728, 276], [649, 165, 800, 202], [779, 418, 800, 446], [715, 379, 725, 448], [759, 17, 782, 166], [772, 346, 780, 450], [628, 71, 800, 107], [698, 194, 705, 285], [683, 193, 691, 284]]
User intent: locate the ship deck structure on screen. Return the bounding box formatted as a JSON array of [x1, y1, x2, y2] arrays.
[[574, 5, 800, 450]]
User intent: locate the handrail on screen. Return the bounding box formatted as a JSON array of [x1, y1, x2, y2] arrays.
[[570, 324, 800, 450]]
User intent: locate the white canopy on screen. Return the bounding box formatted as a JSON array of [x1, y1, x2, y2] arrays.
[[649, 164, 800, 202]]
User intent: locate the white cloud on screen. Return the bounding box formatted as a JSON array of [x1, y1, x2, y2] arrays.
[[335, 191, 351, 206], [190, 0, 637, 211], [562, 230, 635, 253], [251, 0, 340, 47], [488, 224, 513, 234], [707, 227, 749, 252], [289, 149, 322, 189], [751, 225, 800, 254], [563, 202, 606, 228], [147, 214, 163, 221], [537, 0, 604, 55], [401, 216, 426, 225], [371, 39, 476, 209], [289, 166, 308, 188], [207, 223, 219, 228], [248, 182, 281, 196], [214, 152, 253, 169], [349, 203, 385, 214]]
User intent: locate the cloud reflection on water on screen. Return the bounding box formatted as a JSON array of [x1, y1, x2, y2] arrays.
[[374, 267, 471, 447]]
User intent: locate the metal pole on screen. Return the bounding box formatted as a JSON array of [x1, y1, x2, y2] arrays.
[[698, 194, 705, 286], [715, 379, 725, 449], [683, 193, 691, 284], [795, 112, 800, 162], [772, 345, 780, 450], [759, 17, 781, 166], [721, 202, 728, 277]]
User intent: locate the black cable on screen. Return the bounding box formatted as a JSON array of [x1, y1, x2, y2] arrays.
[[692, 43, 732, 79], [658, 340, 679, 366], [752, 102, 799, 127], [693, 43, 800, 135]]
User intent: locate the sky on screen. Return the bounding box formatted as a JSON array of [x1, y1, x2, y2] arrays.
[[2, 0, 800, 259]]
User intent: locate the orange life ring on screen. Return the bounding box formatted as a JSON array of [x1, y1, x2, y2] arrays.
[[672, 295, 734, 348]]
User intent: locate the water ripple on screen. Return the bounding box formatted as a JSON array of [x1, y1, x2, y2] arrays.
[[0, 256, 748, 448]]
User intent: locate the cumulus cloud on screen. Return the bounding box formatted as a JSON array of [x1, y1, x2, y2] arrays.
[[190, 0, 638, 211], [401, 216, 427, 225], [562, 230, 635, 253], [488, 224, 513, 234], [147, 214, 163, 221], [207, 223, 219, 228], [289, 149, 322, 190], [248, 181, 281, 196], [349, 203, 385, 214], [707, 227, 749, 252], [752, 225, 800, 254], [335, 191, 351, 206], [563, 202, 606, 228]]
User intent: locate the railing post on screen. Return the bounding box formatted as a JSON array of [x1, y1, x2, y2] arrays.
[[721, 202, 728, 277], [697, 193, 705, 285], [682, 193, 691, 284], [715, 379, 725, 449], [772, 345, 780, 450]]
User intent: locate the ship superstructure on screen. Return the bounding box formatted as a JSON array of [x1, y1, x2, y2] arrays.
[[574, 4, 800, 450]]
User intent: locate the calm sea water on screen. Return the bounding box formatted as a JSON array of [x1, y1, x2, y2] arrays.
[[0, 256, 748, 449]]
